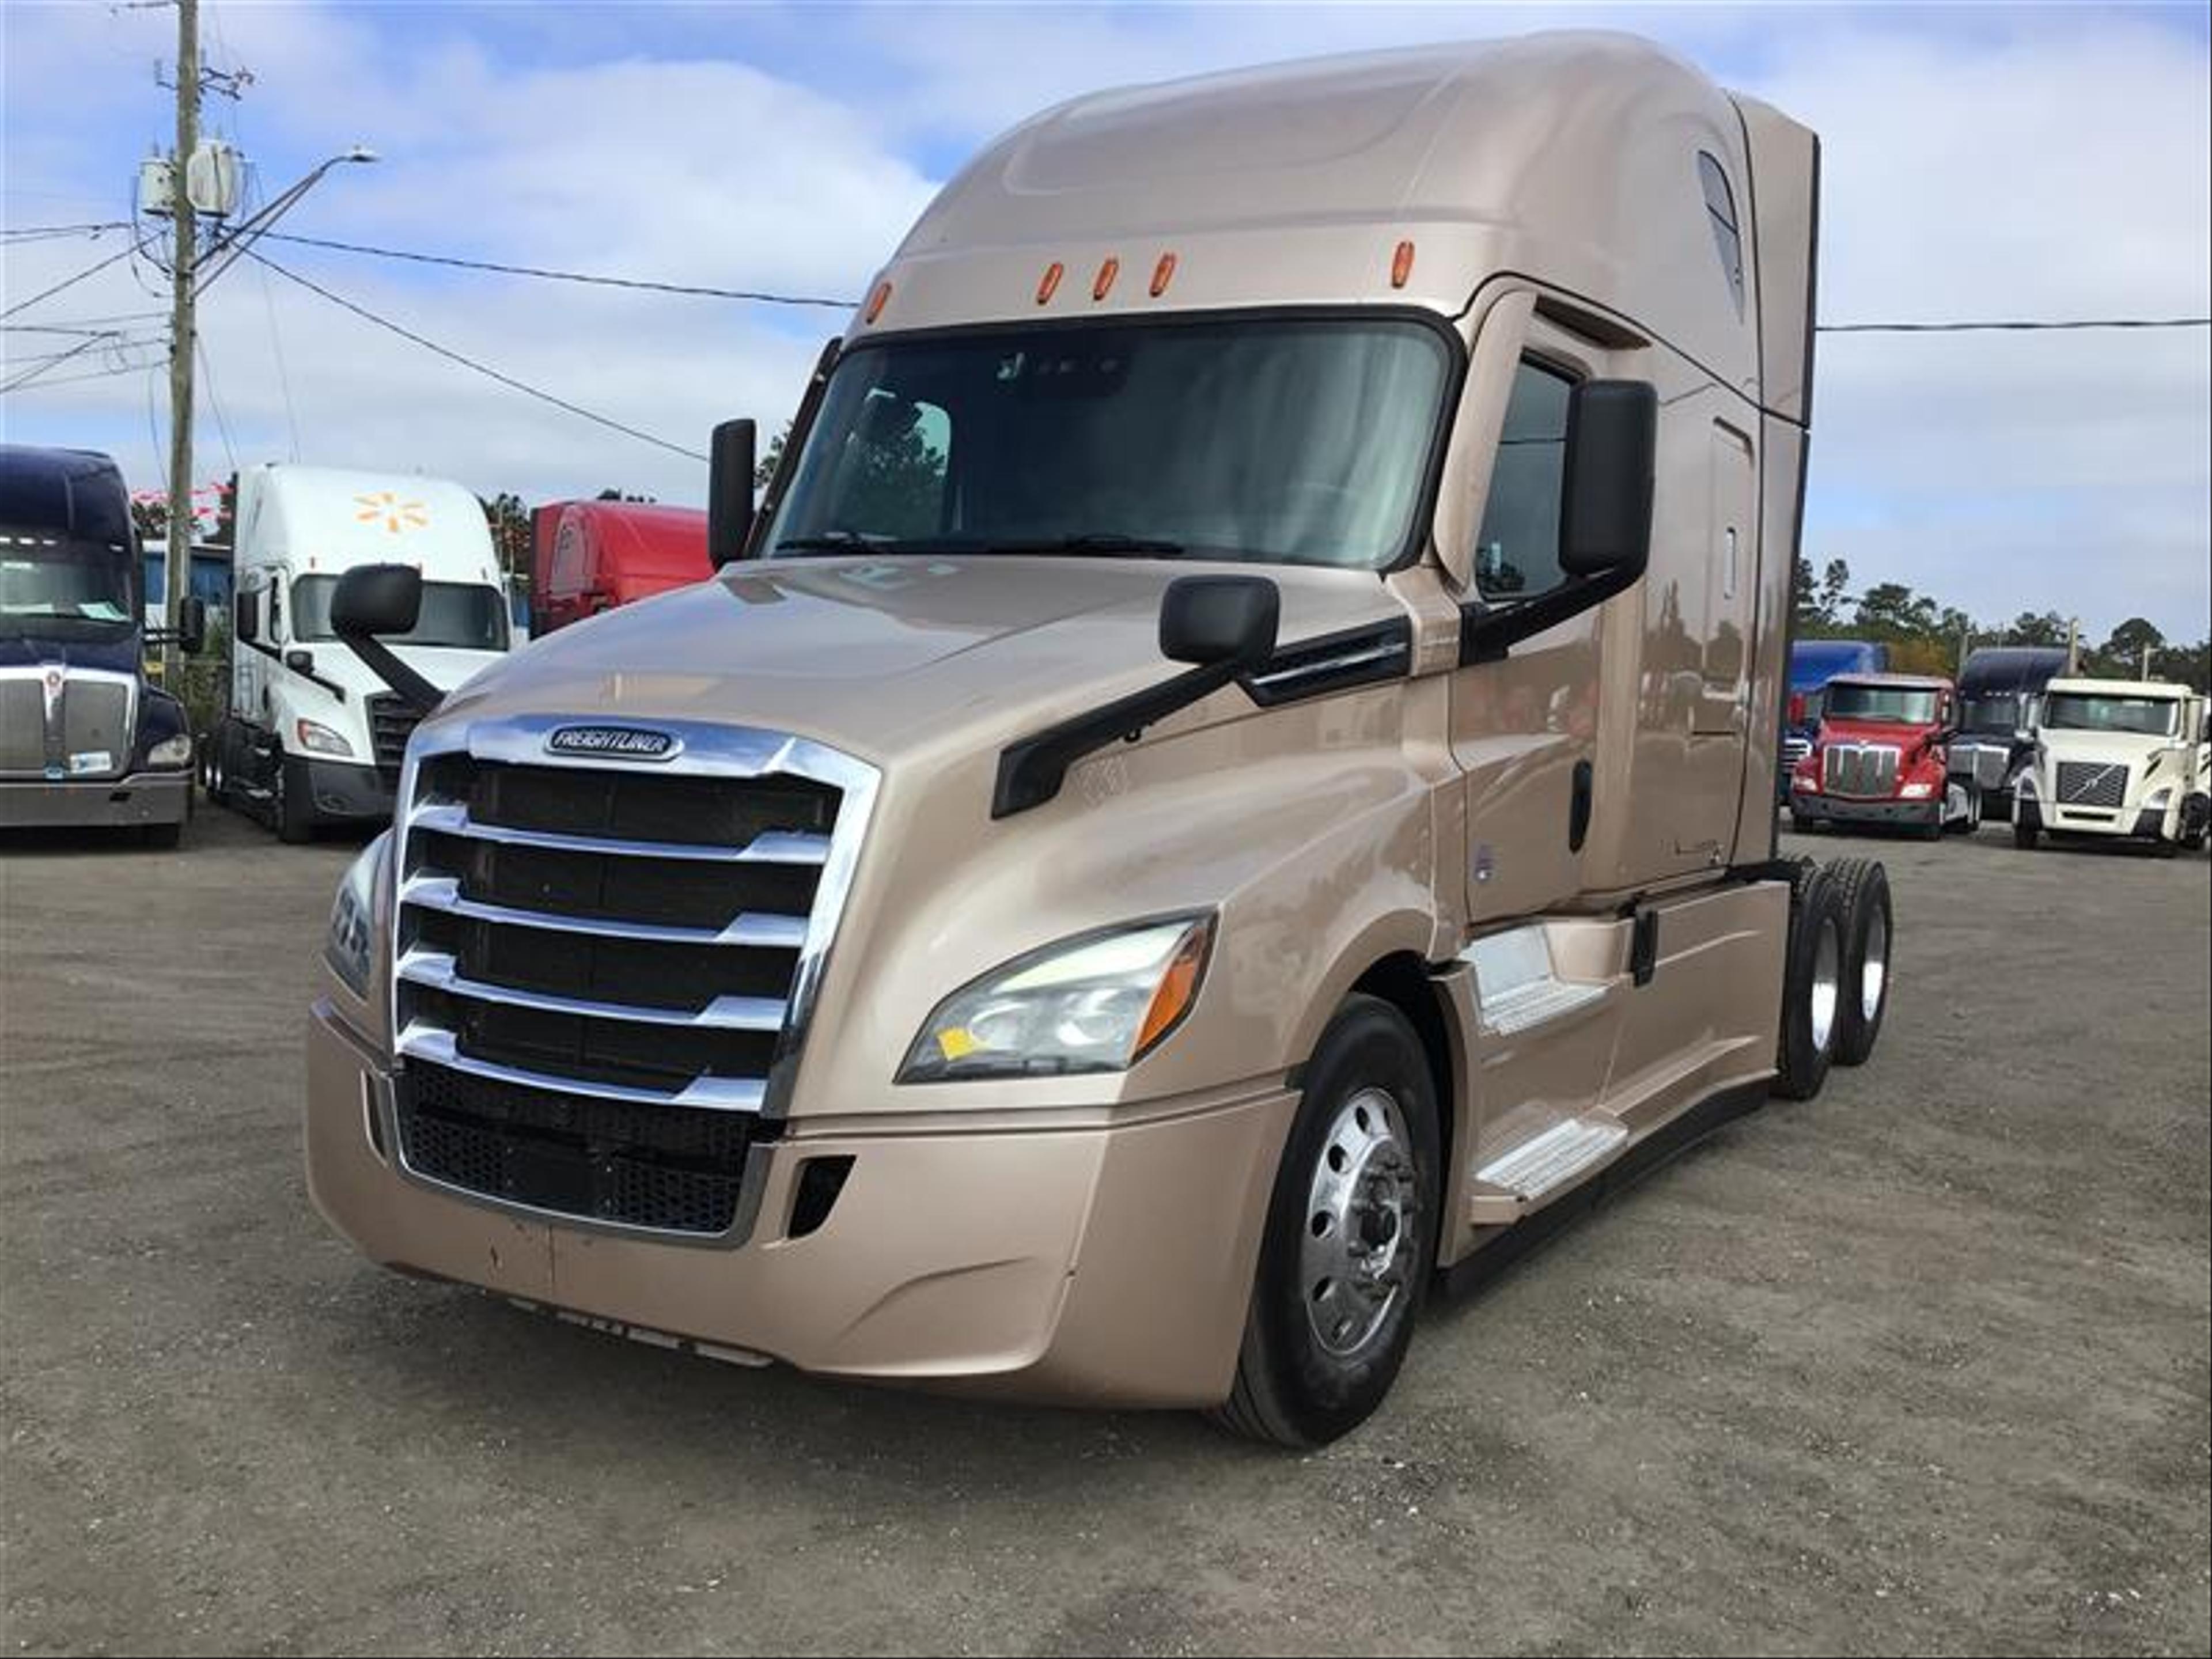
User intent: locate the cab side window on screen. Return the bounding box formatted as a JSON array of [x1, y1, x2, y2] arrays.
[[268, 579, 285, 642], [1474, 359, 1573, 600]]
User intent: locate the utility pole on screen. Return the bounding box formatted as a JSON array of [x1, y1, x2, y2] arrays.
[[2065, 618, 2080, 676], [162, 0, 199, 687]]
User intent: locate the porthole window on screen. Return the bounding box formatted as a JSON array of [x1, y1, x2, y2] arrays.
[[1698, 152, 1745, 319]]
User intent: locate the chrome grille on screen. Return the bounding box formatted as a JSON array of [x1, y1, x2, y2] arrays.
[[1821, 743, 1901, 798], [0, 676, 44, 773], [1780, 734, 1813, 771], [390, 715, 879, 1243], [60, 675, 131, 777], [2056, 760, 2128, 809], [0, 665, 134, 778]]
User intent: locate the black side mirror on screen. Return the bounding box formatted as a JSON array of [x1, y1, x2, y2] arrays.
[[1559, 380, 1658, 579], [708, 418, 757, 570], [285, 647, 315, 675], [331, 563, 441, 714], [1160, 575, 1279, 669], [332, 564, 422, 637], [179, 595, 207, 656], [234, 590, 257, 645]]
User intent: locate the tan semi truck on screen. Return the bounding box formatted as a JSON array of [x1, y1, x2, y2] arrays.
[[304, 34, 1896, 1445]]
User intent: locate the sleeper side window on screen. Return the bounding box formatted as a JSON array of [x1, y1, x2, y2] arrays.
[[1698, 152, 1746, 319], [1473, 358, 1573, 601]]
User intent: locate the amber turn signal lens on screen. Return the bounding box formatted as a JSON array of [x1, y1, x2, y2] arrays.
[[1135, 921, 1212, 1059], [1150, 252, 1177, 297], [1036, 262, 1065, 305], [863, 281, 892, 323], [1391, 239, 1415, 289], [1093, 256, 1120, 301]]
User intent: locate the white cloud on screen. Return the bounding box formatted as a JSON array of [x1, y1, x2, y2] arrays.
[[4, 2, 2207, 640]]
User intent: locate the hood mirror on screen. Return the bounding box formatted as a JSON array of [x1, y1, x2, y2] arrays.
[[1160, 575, 1279, 669], [331, 563, 441, 714]]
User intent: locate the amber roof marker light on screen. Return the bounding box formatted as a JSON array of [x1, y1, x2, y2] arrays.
[[1150, 252, 1177, 297], [863, 281, 893, 324], [1036, 261, 1065, 305], [1391, 239, 1415, 289], [1093, 256, 1121, 301]]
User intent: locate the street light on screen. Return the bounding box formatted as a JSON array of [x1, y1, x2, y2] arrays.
[[194, 144, 380, 294]]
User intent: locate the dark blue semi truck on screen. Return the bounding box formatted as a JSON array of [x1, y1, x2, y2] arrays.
[[1779, 638, 1888, 800], [0, 445, 204, 846], [1945, 645, 2070, 824]]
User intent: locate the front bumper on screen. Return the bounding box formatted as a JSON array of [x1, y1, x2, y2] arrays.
[[2021, 794, 2176, 841], [0, 770, 190, 830], [1790, 790, 1940, 829], [301, 757, 398, 823], [305, 1000, 1294, 1408]]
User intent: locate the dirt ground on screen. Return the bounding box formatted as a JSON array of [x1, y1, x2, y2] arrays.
[[3, 808, 2207, 1656]]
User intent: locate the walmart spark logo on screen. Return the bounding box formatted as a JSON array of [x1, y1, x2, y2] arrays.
[[353, 491, 429, 535]]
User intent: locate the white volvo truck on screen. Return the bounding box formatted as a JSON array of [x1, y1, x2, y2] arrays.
[[207, 464, 513, 840], [301, 34, 1900, 1446], [2014, 676, 2210, 853]]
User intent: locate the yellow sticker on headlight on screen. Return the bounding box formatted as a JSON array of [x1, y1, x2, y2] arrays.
[[935, 1027, 981, 1062]]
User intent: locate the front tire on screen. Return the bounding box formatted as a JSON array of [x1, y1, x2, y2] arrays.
[[1211, 995, 1440, 1449], [2014, 820, 2040, 851], [274, 749, 316, 844]]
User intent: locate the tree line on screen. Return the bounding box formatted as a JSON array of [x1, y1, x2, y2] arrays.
[[1793, 556, 2209, 691]]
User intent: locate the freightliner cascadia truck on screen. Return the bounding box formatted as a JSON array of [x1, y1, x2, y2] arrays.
[[302, 34, 1897, 1445]]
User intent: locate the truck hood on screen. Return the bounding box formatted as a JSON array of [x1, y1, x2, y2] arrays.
[[1817, 717, 1940, 750], [0, 631, 142, 676], [2035, 729, 2174, 765], [431, 555, 1402, 767]]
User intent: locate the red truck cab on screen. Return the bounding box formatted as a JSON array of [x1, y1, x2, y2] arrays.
[[1789, 672, 1978, 839], [529, 501, 710, 637]]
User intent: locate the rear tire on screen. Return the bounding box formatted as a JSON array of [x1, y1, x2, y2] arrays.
[[1210, 995, 1440, 1449], [1771, 863, 1845, 1101], [1827, 859, 1892, 1067]]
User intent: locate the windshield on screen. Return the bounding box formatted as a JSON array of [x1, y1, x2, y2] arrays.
[[1959, 692, 2022, 734], [766, 316, 1456, 570], [291, 575, 509, 652], [0, 531, 137, 638], [1824, 683, 1940, 725], [2042, 692, 2177, 737]]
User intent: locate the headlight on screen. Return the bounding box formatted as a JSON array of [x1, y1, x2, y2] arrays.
[[899, 915, 1213, 1083], [325, 831, 388, 998], [1791, 774, 1815, 791], [295, 718, 354, 757], [148, 732, 192, 768], [1900, 781, 1935, 799]]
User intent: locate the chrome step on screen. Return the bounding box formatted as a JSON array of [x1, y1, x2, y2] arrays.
[[1476, 1118, 1628, 1200], [1461, 926, 1609, 1036]]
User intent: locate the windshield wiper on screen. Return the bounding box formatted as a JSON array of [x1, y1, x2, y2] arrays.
[[774, 531, 897, 553]]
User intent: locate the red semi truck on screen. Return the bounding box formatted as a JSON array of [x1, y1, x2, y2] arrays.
[[1787, 672, 1981, 839], [528, 501, 710, 637]]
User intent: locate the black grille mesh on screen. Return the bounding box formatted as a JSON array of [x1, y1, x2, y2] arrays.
[[397, 1061, 764, 1235]]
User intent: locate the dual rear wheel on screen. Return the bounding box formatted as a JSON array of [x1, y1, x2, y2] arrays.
[[1773, 857, 1892, 1099]]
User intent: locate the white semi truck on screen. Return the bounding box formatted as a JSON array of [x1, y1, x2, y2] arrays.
[[2013, 676, 2210, 853], [206, 464, 513, 840]]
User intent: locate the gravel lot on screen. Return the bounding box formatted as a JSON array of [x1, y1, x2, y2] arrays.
[[3, 808, 2207, 1657]]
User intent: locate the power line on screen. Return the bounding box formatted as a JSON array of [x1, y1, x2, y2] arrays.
[[1818, 316, 2209, 334], [244, 249, 708, 462], [0, 351, 167, 394], [0, 234, 156, 320], [196, 335, 238, 471], [1, 220, 134, 244], [257, 229, 857, 309]]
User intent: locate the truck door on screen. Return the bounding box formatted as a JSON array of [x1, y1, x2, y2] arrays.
[[1450, 338, 1603, 924], [232, 579, 264, 727]]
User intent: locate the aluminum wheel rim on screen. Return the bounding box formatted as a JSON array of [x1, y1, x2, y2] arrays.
[[1860, 907, 1888, 1024], [1301, 1086, 1416, 1360], [1810, 918, 1842, 1053]]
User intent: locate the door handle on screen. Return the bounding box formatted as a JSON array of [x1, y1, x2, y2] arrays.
[[1569, 758, 1593, 853]]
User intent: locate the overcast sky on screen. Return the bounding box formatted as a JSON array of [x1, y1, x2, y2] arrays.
[[3, 2, 2207, 640]]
